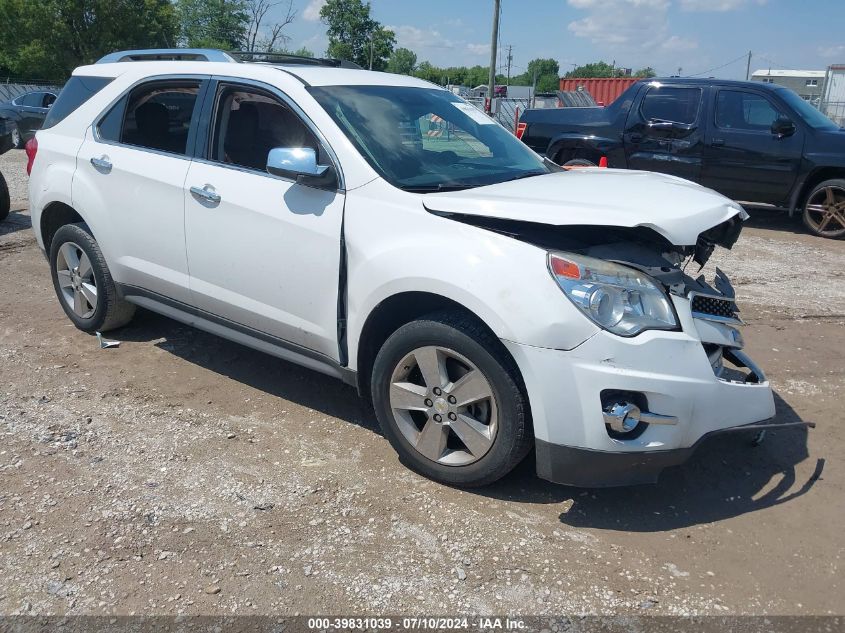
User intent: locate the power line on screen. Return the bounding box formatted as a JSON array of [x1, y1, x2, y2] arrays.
[[686, 52, 748, 77]]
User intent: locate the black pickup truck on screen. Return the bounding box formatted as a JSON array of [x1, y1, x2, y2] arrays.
[[519, 78, 845, 238]]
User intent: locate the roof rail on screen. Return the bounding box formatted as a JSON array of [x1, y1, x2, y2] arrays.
[[96, 49, 238, 64], [231, 50, 363, 70]]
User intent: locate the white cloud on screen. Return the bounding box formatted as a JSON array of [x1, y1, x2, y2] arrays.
[[679, 0, 768, 10], [818, 44, 845, 59], [389, 25, 455, 50], [662, 35, 698, 51], [567, 0, 671, 49], [302, 0, 326, 21], [466, 43, 491, 56]]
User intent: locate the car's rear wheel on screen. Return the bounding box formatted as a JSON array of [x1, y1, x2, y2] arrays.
[[803, 179, 845, 239], [0, 171, 9, 222], [49, 223, 135, 332], [371, 311, 532, 487], [563, 158, 596, 168]]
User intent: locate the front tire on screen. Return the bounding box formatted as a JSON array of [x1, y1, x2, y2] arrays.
[[49, 223, 135, 332], [371, 311, 532, 487], [803, 179, 845, 239]]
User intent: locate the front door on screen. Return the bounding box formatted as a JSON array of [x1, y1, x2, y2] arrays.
[[184, 81, 345, 360], [700, 88, 803, 205], [74, 78, 207, 304], [623, 84, 706, 182]]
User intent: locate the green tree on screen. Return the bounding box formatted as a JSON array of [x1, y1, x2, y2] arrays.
[[634, 66, 656, 78], [289, 46, 314, 58], [177, 0, 248, 49], [387, 47, 416, 75], [513, 58, 560, 92], [320, 0, 394, 70], [0, 0, 178, 81], [564, 61, 625, 78]]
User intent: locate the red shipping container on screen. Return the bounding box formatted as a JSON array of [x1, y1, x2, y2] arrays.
[[559, 77, 640, 106]]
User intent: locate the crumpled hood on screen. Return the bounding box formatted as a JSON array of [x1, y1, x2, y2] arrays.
[[423, 169, 747, 246]]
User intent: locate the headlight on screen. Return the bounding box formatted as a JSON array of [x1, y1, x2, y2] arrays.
[[548, 252, 678, 336]]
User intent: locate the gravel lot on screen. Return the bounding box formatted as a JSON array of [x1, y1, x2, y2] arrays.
[[0, 148, 843, 617]]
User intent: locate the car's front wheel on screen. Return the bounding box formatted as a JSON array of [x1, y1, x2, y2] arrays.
[[803, 179, 845, 239], [371, 311, 532, 487], [49, 223, 135, 332]]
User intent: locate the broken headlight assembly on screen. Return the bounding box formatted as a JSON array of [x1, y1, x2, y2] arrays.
[[548, 252, 678, 336]]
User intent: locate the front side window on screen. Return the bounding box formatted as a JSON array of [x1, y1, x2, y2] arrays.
[[209, 85, 319, 172], [309, 85, 551, 192], [639, 86, 702, 125], [716, 90, 780, 130], [109, 81, 201, 155]]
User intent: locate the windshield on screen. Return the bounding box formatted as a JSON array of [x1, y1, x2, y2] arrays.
[[308, 85, 553, 191], [776, 88, 839, 130]]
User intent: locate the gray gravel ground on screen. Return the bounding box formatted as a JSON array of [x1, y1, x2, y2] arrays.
[[0, 147, 843, 617]]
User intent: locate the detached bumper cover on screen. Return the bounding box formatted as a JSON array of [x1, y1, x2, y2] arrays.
[[535, 419, 814, 488]]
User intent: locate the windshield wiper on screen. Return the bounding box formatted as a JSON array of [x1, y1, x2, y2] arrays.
[[402, 183, 478, 193]]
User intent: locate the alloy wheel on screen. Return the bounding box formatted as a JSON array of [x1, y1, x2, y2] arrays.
[[55, 242, 98, 319], [805, 185, 845, 238], [389, 345, 498, 466], [11, 127, 20, 148]]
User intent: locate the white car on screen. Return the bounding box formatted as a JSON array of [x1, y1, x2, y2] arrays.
[[28, 49, 783, 487]]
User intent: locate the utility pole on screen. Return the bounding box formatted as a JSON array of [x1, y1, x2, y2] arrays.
[[369, 31, 374, 70], [486, 0, 500, 113], [506, 44, 513, 86], [745, 50, 752, 80]]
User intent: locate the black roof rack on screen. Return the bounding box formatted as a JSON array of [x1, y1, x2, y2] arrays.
[[230, 51, 363, 70]]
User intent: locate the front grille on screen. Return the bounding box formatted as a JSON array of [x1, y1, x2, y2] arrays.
[[691, 294, 737, 319]]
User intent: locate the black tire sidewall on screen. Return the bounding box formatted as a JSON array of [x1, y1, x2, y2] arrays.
[[803, 178, 845, 239], [49, 224, 111, 332], [0, 171, 9, 222], [372, 317, 528, 487]]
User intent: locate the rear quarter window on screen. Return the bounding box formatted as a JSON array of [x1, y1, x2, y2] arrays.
[[42, 76, 113, 130]]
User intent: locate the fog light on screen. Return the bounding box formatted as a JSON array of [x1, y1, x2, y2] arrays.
[[603, 401, 642, 434]]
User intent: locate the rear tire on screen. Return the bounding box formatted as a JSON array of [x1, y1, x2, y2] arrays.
[[49, 223, 135, 332], [563, 158, 596, 168], [10, 124, 22, 149], [371, 310, 532, 487], [802, 178, 845, 239], [0, 171, 9, 222]]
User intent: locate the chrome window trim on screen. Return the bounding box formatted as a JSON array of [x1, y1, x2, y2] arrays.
[[91, 74, 209, 163], [196, 75, 346, 192]]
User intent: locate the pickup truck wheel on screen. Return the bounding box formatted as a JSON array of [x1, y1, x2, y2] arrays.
[[49, 223, 135, 333], [0, 171, 9, 222], [371, 311, 532, 487], [803, 179, 845, 239]]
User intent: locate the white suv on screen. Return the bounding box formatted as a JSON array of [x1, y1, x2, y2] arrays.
[[28, 49, 783, 487]]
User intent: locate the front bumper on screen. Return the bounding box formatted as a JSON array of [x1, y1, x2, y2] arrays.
[[504, 320, 784, 487]]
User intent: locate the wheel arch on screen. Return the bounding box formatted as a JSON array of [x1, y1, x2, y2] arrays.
[[791, 166, 845, 215], [39, 201, 88, 253], [354, 291, 526, 402]]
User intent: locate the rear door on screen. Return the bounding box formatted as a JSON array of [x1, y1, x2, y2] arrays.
[[700, 87, 803, 205], [19, 92, 47, 135], [74, 77, 208, 304], [623, 84, 706, 181]]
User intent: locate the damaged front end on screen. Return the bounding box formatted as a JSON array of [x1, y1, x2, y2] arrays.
[[435, 210, 760, 383]]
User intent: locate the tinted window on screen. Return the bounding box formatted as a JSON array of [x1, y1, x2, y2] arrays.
[[210, 85, 318, 171], [21, 92, 43, 107], [640, 87, 701, 125], [119, 81, 200, 155], [716, 91, 780, 130], [43, 76, 112, 129], [776, 87, 838, 130]]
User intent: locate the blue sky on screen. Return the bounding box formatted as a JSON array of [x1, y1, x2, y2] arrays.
[[280, 0, 845, 79]]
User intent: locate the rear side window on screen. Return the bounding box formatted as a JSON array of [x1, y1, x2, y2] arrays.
[[42, 77, 112, 129], [21, 92, 43, 107], [99, 80, 201, 156], [640, 86, 702, 125]]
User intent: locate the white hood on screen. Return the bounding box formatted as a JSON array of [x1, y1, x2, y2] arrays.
[[423, 169, 747, 246]]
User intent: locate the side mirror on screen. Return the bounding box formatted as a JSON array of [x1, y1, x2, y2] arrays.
[[771, 116, 796, 138], [266, 147, 335, 188]]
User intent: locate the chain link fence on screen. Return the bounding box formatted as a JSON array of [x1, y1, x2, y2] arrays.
[[0, 79, 62, 103], [820, 101, 845, 127]]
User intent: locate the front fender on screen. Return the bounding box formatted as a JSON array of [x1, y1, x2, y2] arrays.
[[343, 180, 599, 371]]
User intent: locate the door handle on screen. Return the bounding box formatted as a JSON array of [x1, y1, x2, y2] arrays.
[[627, 133, 643, 143], [711, 138, 725, 147], [90, 155, 112, 171], [190, 184, 221, 204]]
